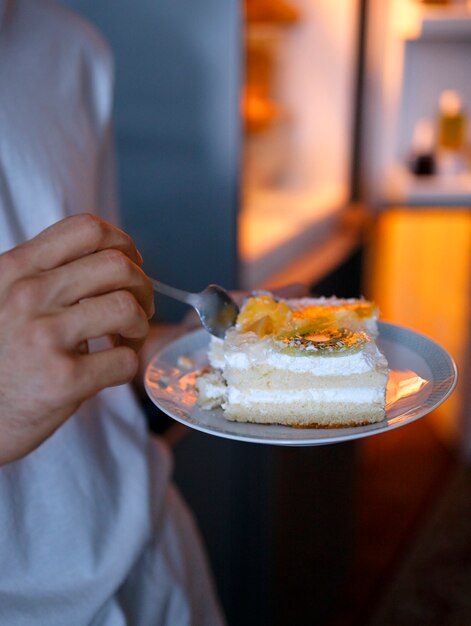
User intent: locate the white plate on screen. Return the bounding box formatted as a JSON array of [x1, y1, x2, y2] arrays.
[[145, 322, 458, 446]]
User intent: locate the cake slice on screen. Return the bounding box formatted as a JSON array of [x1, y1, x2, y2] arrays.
[[196, 294, 389, 427]]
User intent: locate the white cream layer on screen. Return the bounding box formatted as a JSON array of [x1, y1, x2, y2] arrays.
[[199, 382, 225, 399], [227, 387, 384, 404], [208, 337, 225, 369], [209, 334, 386, 376], [225, 348, 383, 375]]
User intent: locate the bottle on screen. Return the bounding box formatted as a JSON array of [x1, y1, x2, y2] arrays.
[[438, 90, 466, 151], [436, 90, 468, 176]]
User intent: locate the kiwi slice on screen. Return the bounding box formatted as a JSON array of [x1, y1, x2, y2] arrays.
[[277, 327, 368, 356]]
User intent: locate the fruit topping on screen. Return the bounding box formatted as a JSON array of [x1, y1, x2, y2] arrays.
[[237, 295, 292, 337], [236, 294, 376, 344], [278, 328, 369, 356]]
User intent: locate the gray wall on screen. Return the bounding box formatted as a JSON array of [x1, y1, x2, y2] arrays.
[[63, 0, 241, 321]]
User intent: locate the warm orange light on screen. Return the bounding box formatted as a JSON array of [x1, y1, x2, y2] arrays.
[[392, 0, 422, 40], [239, 185, 345, 263], [244, 0, 300, 25], [386, 370, 429, 405], [242, 88, 280, 133], [370, 208, 471, 444]]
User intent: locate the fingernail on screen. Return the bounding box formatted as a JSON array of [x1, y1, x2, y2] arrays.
[[137, 250, 144, 265]]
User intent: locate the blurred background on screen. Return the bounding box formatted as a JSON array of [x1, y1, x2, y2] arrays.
[[63, 0, 471, 624]]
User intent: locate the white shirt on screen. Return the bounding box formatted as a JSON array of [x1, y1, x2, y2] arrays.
[[0, 1, 224, 624]]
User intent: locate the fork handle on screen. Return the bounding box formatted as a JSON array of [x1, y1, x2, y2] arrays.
[[150, 278, 199, 307]]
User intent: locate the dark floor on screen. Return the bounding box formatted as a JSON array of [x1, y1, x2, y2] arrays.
[[327, 413, 456, 626]]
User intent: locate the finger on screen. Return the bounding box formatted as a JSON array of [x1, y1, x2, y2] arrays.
[[9, 214, 143, 277], [71, 346, 139, 402], [55, 290, 150, 348], [40, 248, 154, 319]]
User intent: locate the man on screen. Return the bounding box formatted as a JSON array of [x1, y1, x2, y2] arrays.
[[0, 0, 225, 623]]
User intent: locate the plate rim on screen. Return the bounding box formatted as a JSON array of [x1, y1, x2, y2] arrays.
[[145, 321, 458, 446]]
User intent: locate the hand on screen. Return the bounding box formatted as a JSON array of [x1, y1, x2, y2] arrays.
[[0, 214, 154, 465]]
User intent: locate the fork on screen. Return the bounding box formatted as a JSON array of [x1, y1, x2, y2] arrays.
[[150, 278, 239, 338]]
